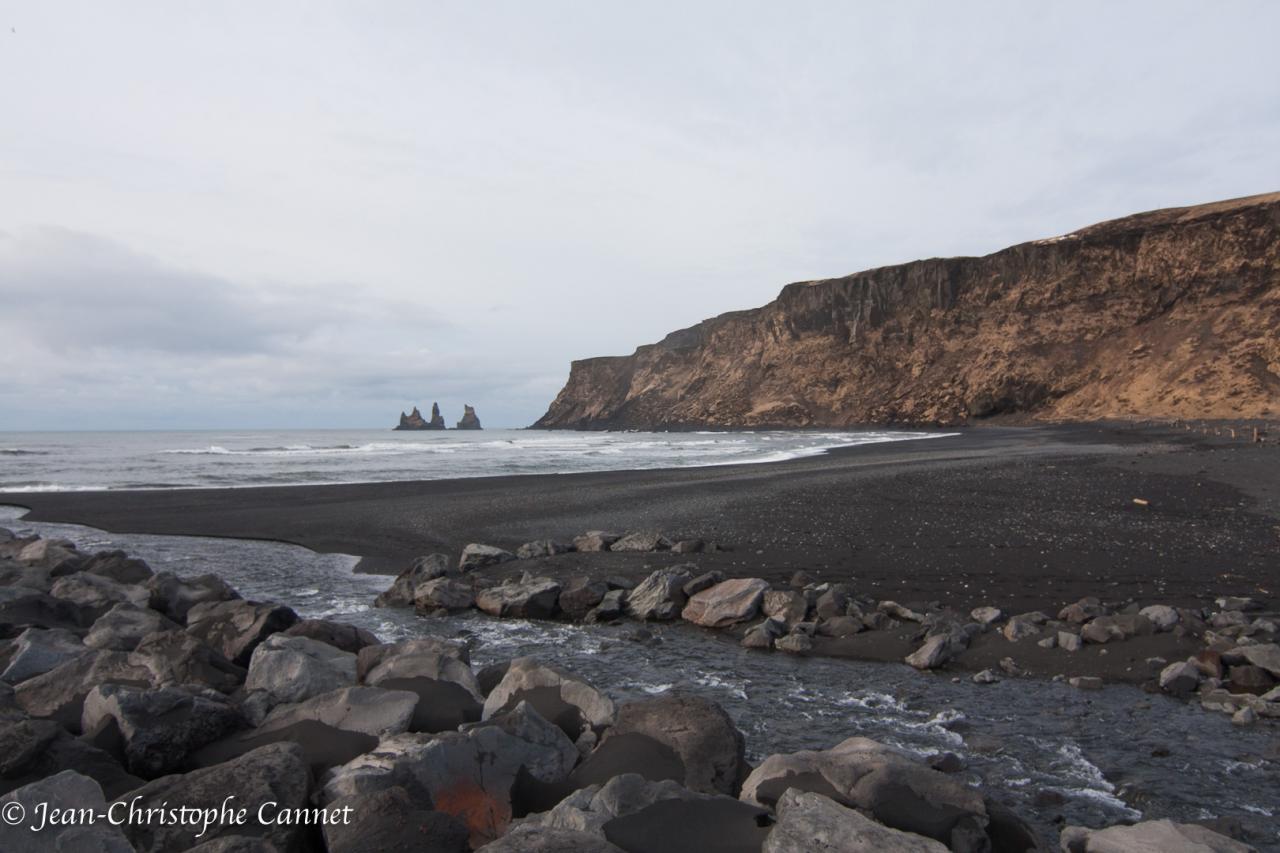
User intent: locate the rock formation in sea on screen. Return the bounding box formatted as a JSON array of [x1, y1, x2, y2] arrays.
[[456, 404, 482, 430], [395, 402, 446, 430], [534, 192, 1280, 429]]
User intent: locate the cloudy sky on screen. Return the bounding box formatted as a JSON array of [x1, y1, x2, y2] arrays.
[[2, 2, 1277, 430]]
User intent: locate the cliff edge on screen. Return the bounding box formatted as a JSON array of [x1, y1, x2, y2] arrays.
[[534, 192, 1280, 429]]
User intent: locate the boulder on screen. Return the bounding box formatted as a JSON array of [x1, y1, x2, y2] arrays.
[[414, 578, 476, 612], [323, 786, 470, 853], [244, 633, 357, 711], [186, 599, 300, 667], [604, 695, 748, 795], [458, 544, 515, 572], [467, 699, 580, 783], [479, 824, 625, 852], [281, 618, 379, 653], [1158, 661, 1201, 696], [816, 615, 865, 638], [128, 630, 246, 693], [681, 578, 769, 628], [81, 683, 244, 777], [320, 725, 575, 848], [742, 618, 786, 650], [0, 770, 134, 853], [1237, 643, 1280, 678], [83, 549, 155, 584], [257, 685, 419, 738], [476, 575, 561, 619], [0, 560, 54, 592], [879, 601, 926, 623], [1002, 613, 1043, 642], [0, 712, 142, 798], [0, 586, 90, 637], [1139, 605, 1180, 632], [84, 602, 181, 651], [360, 639, 483, 733], [1069, 676, 1103, 690], [559, 579, 610, 620], [762, 590, 809, 626], [776, 632, 814, 654], [609, 531, 672, 552], [1, 627, 84, 683], [970, 607, 1003, 626], [375, 554, 453, 607], [584, 589, 628, 624], [573, 531, 621, 552], [627, 566, 696, 621], [1058, 631, 1083, 652], [535, 773, 770, 851], [1058, 598, 1105, 624], [764, 789, 949, 852], [14, 649, 152, 732], [517, 540, 574, 559], [48, 573, 149, 618], [145, 571, 240, 623], [905, 634, 955, 670], [672, 539, 707, 555], [186, 837, 282, 853], [115, 742, 310, 853], [16, 538, 85, 573], [1081, 614, 1153, 644], [740, 737, 987, 847], [682, 571, 726, 597], [483, 657, 615, 740], [1060, 818, 1254, 852]]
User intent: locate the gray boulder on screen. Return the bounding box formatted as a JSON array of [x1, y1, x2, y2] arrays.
[[604, 694, 748, 795], [244, 633, 356, 711], [186, 599, 299, 667], [145, 571, 240, 624], [762, 590, 810, 626], [49, 573, 149, 618], [627, 565, 696, 621], [1139, 605, 1180, 632], [475, 574, 561, 619], [0, 770, 134, 853], [0, 712, 142, 799], [280, 618, 379, 653], [905, 634, 957, 670], [740, 736, 987, 847], [0, 586, 91, 637], [467, 699, 580, 783], [764, 789, 949, 852], [559, 579, 610, 620], [414, 577, 476, 612], [16, 539, 85, 573], [1002, 613, 1044, 642], [84, 602, 181, 651], [458, 544, 515, 572], [1081, 614, 1153, 644], [1, 627, 84, 683], [115, 742, 310, 853], [742, 618, 786, 650], [1158, 660, 1202, 696], [0, 561, 54, 592], [1060, 818, 1254, 852], [609, 531, 672, 552], [516, 540, 574, 559], [483, 657, 615, 740], [81, 683, 244, 777], [323, 786, 469, 853], [681, 578, 769, 628], [128, 630, 246, 693], [970, 606, 1003, 626], [479, 824, 625, 852], [374, 553, 453, 607], [1238, 643, 1280, 678], [584, 589, 628, 624], [257, 685, 419, 738], [573, 531, 621, 552], [360, 639, 482, 732], [14, 649, 152, 732], [83, 550, 154, 584]]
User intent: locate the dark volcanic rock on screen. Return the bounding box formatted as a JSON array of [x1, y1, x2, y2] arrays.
[[185, 599, 299, 667], [323, 786, 469, 853], [282, 618, 379, 653], [456, 404, 482, 429], [396, 402, 448, 430], [604, 695, 749, 795]]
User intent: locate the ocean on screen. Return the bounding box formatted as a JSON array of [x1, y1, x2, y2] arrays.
[[0, 428, 951, 492]]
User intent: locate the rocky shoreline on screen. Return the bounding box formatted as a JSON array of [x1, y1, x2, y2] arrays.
[[374, 531, 1280, 729], [1, 528, 1272, 851]]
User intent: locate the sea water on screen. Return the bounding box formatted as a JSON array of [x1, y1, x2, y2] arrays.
[[0, 428, 951, 492]]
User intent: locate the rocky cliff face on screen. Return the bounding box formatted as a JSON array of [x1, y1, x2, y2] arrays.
[[534, 193, 1280, 429], [396, 402, 446, 430]]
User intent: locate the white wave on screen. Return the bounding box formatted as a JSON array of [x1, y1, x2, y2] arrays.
[[0, 483, 109, 492]]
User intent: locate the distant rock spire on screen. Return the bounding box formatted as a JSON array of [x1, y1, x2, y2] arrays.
[[456, 404, 482, 430]]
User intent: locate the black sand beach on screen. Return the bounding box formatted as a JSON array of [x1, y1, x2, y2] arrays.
[[6, 424, 1277, 618]]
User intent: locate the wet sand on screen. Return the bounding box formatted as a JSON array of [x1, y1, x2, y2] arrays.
[[3, 424, 1277, 621]]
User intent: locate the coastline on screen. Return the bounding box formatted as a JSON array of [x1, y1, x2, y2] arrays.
[[4, 424, 1276, 616]]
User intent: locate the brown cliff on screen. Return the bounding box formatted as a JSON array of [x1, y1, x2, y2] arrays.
[[534, 192, 1280, 429]]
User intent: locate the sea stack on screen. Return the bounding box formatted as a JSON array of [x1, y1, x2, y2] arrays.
[[395, 402, 447, 430], [456, 404, 482, 430]]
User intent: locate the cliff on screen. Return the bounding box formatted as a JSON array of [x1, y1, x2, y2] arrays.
[[534, 192, 1280, 429]]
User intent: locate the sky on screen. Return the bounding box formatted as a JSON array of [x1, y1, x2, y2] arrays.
[[2, 2, 1278, 430]]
